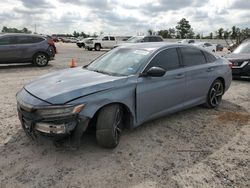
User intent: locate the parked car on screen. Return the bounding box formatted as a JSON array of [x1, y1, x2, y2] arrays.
[[16, 43, 232, 148], [113, 35, 163, 48], [225, 40, 250, 78], [85, 35, 119, 51], [194, 42, 216, 52], [179, 39, 195, 44], [0, 33, 56, 67], [76, 37, 94, 48], [216, 44, 224, 51]]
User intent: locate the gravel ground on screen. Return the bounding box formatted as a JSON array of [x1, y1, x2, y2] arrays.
[[0, 43, 249, 188]]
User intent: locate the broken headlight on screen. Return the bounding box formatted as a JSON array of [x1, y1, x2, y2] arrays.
[[36, 104, 85, 118]]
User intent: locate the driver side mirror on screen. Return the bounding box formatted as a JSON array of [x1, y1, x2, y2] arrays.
[[141, 66, 166, 77]]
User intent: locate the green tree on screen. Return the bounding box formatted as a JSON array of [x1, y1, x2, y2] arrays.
[[147, 29, 153, 35], [158, 30, 170, 38], [223, 30, 231, 39], [216, 28, 224, 39], [209, 32, 213, 39], [175, 18, 193, 38], [195, 34, 201, 39]]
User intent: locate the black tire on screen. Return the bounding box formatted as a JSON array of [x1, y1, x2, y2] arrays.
[[96, 104, 123, 148], [87, 47, 92, 51], [33, 52, 49, 67], [205, 79, 224, 108], [95, 44, 101, 51]]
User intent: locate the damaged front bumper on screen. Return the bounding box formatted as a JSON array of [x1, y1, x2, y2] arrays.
[[17, 100, 89, 141]]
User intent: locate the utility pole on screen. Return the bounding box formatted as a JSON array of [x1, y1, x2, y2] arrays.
[[34, 24, 37, 34]]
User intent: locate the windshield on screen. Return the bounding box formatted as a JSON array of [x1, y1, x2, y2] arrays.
[[127, 36, 143, 43], [233, 42, 250, 54], [86, 48, 150, 76]]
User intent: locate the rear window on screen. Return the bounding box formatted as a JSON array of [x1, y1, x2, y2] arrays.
[[33, 37, 44, 43], [110, 36, 115, 41], [203, 51, 217, 63], [180, 47, 207, 66]]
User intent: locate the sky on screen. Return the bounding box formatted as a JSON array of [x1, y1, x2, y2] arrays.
[[0, 0, 249, 36]]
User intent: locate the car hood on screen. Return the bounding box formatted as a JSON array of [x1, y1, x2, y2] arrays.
[[224, 53, 250, 61], [25, 67, 128, 104]]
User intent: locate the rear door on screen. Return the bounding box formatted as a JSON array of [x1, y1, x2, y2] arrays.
[[136, 48, 186, 124], [0, 36, 19, 62], [178, 47, 214, 106], [15, 36, 38, 59]]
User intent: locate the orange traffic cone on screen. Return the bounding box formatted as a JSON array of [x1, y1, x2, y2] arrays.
[[70, 58, 77, 68]]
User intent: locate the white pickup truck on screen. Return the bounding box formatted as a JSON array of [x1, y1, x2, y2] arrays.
[[85, 35, 119, 51]]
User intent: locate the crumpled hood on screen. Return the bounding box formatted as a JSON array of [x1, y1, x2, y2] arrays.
[[224, 53, 250, 61], [25, 67, 127, 104]]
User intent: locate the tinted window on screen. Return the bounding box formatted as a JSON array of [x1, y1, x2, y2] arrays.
[[110, 36, 115, 41], [0, 36, 16, 45], [180, 47, 206, 66], [143, 37, 149, 42], [102, 36, 109, 41], [145, 48, 180, 71], [32, 37, 44, 43], [16, 36, 34, 44], [203, 51, 216, 63], [149, 37, 157, 42], [157, 37, 163, 41], [204, 43, 212, 47]]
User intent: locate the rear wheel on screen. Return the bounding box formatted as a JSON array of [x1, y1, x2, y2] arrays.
[[33, 53, 49, 67], [95, 44, 101, 51], [96, 104, 123, 148], [205, 79, 224, 108]]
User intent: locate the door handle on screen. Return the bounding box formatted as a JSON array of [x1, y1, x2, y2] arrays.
[[207, 67, 215, 72], [175, 74, 185, 79]]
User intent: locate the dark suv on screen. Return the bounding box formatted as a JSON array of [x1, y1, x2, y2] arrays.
[[0, 33, 56, 67]]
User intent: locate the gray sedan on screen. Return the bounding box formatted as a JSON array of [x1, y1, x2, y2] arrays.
[[16, 43, 232, 148]]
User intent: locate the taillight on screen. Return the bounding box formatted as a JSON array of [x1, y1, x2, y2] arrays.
[[228, 62, 233, 69], [48, 39, 54, 46]]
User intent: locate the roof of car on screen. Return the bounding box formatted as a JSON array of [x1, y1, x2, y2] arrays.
[[119, 42, 196, 52], [0, 33, 46, 38]]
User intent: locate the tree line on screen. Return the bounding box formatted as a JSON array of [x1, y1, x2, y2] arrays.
[[154, 18, 250, 44], [2, 18, 250, 44]]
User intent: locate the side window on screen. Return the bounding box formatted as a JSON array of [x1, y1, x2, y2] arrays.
[[148, 37, 156, 42], [145, 48, 180, 71], [32, 37, 44, 43], [110, 36, 115, 41], [203, 51, 217, 63], [157, 37, 163, 42], [204, 43, 212, 47], [0, 36, 16, 45], [180, 47, 206, 66], [102, 36, 109, 41], [143, 37, 149, 42], [16, 36, 34, 44]]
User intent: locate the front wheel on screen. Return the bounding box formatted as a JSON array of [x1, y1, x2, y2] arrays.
[[96, 105, 123, 148], [33, 53, 49, 67], [205, 79, 224, 108]]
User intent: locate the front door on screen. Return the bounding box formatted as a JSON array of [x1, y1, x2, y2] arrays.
[[0, 36, 19, 62], [136, 48, 186, 124]]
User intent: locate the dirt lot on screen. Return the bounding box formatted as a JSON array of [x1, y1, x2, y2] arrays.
[[0, 43, 249, 188]]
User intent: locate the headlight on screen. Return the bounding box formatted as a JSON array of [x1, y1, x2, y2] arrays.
[[36, 104, 85, 118]]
